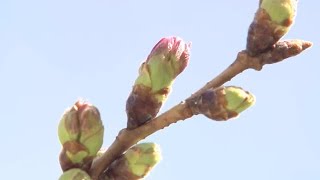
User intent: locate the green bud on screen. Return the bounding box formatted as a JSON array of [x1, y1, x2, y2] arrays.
[[104, 142, 162, 180], [143, 37, 190, 94], [58, 100, 104, 171], [59, 168, 91, 180], [63, 142, 89, 164], [127, 36, 191, 129], [59, 144, 92, 172], [225, 86, 256, 114], [261, 0, 297, 24], [125, 143, 162, 177], [247, 0, 297, 56], [58, 106, 80, 145], [187, 86, 255, 121], [77, 103, 104, 157]]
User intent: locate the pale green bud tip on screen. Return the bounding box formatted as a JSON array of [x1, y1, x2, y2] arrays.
[[261, 0, 297, 24], [125, 143, 162, 177], [225, 86, 255, 114], [59, 168, 91, 180]]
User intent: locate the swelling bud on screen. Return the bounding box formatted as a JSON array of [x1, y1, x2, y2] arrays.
[[103, 143, 162, 180], [58, 100, 104, 171], [126, 36, 191, 129], [59, 168, 91, 180], [187, 86, 255, 121], [247, 0, 297, 56]]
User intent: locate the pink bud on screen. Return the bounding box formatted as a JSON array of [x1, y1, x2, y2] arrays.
[[147, 36, 191, 76]]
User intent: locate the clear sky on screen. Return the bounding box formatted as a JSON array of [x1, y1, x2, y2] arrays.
[[1, 0, 319, 179]]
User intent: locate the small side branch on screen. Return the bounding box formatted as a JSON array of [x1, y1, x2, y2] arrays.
[[90, 39, 312, 180]]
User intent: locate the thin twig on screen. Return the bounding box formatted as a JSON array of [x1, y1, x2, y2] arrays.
[[90, 39, 312, 180]]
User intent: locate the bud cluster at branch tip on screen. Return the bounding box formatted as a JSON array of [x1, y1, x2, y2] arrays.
[[59, 168, 91, 180], [247, 0, 297, 56], [126, 36, 191, 129], [102, 143, 162, 180], [187, 86, 255, 121], [58, 100, 104, 171]]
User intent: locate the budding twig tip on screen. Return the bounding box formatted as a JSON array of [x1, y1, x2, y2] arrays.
[[302, 41, 313, 50]]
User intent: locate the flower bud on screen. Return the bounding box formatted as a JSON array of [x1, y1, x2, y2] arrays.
[[187, 86, 255, 121], [77, 103, 104, 157], [126, 36, 191, 129], [58, 100, 104, 171], [247, 0, 297, 56], [103, 143, 162, 180], [59, 168, 91, 180], [59, 141, 91, 171]]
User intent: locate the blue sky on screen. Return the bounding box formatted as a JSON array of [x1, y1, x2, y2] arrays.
[[1, 0, 319, 179]]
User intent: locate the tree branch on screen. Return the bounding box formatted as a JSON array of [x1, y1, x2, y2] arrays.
[[90, 39, 312, 180]]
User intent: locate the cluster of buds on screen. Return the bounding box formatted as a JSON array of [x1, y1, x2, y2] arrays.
[[247, 0, 297, 56], [126, 36, 191, 129], [187, 86, 255, 121], [58, 100, 104, 171], [59, 168, 91, 180], [103, 143, 162, 180], [54, 1, 310, 179]]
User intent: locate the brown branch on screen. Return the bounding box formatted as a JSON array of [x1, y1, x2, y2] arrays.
[[92, 103, 193, 179], [90, 39, 312, 180]]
